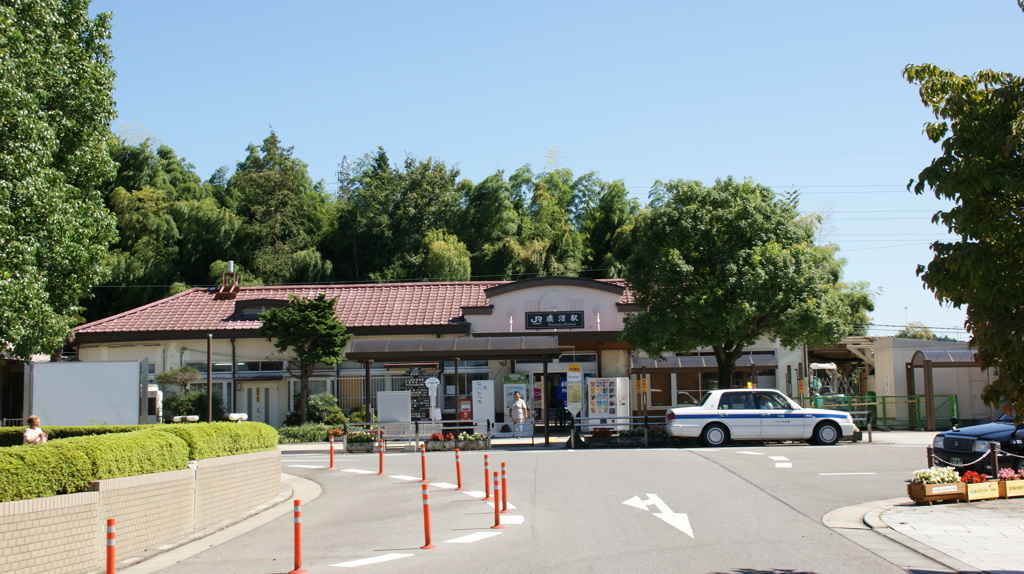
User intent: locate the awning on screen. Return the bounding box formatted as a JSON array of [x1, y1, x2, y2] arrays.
[[346, 336, 563, 362], [908, 349, 979, 368], [629, 354, 778, 373]]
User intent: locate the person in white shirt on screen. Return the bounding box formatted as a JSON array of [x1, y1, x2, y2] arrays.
[[508, 391, 530, 436], [23, 415, 48, 445]]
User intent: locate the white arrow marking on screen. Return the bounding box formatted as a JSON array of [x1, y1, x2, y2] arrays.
[[622, 493, 694, 538]]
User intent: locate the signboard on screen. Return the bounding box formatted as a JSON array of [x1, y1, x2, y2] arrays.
[[525, 311, 584, 329], [567, 363, 582, 382]]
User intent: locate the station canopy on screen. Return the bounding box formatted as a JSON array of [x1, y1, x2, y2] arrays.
[[346, 336, 563, 363], [629, 354, 777, 373]]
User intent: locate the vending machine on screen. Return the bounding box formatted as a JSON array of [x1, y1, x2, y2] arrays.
[[583, 377, 630, 432]]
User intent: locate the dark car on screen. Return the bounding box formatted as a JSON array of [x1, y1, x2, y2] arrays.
[[931, 413, 1024, 475]]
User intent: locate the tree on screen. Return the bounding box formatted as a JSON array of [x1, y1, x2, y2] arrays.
[[259, 294, 353, 424], [229, 131, 332, 285], [155, 365, 200, 392], [579, 179, 639, 278], [0, 0, 118, 358], [622, 177, 852, 387], [896, 322, 935, 341], [904, 52, 1024, 419], [421, 230, 471, 281]]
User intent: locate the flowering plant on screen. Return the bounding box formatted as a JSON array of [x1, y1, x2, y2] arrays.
[[457, 431, 486, 440], [910, 466, 959, 484], [998, 468, 1022, 480], [429, 432, 455, 441], [591, 427, 614, 438], [347, 431, 376, 443], [961, 470, 988, 484], [327, 428, 346, 438]]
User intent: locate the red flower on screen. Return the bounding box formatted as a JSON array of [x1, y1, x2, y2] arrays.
[[961, 471, 988, 484]]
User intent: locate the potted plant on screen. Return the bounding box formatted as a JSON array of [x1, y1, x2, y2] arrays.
[[961, 470, 999, 501], [907, 467, 965, 504], [345, 430, 377, 453], [997, 468, 1024, 498], [424, 432, 456, 451], [455, 431, 490, 451]]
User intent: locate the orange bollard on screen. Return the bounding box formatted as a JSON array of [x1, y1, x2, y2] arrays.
[[420, 444, 427, 482], [483, 454, 492, 500], [421, 484, 437, 549], [328, 435, 335, 470], [501, 462, 508, 513], [491, 471, 503, 529], [377, 437, 385, 475], [105, 518, 115, 574], [289, 500, 307, 574], [454, 448, 463, 491]]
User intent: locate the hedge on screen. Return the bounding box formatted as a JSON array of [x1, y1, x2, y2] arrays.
[[148, 422, 279, 460], [0, 424, 141, 447], [0, 422, 278, 502]]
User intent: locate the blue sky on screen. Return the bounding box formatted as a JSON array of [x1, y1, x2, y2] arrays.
[[89, 1, 1024, 340]]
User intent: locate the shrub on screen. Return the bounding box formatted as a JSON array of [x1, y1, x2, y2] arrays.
[[277, 423, 330, 443], [149, 422, 277, 459], [0, 445, 93, 502], [163, 391, 226, 421], [46, 431, 189, 479]]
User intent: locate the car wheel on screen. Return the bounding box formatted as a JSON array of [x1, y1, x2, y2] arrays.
[[700, 423, 729, 447], [811, 422, 840, 446]]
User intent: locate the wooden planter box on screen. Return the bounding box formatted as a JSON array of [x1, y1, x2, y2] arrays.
[[907, 482, 965, 504], [999, 480, 1024, 498], [965, 481, 1000, 501]]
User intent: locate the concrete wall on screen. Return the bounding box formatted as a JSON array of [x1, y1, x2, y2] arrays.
[[0, 449, 281, 574]]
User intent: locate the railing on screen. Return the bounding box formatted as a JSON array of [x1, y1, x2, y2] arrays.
[[2, 418, 25, 427], [796, 394, 958, 430]]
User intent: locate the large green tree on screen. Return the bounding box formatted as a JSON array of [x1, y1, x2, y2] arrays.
[[259, 294, 353, 424], [622, 177, 852, 386], [904, 57, 1024, 418], [229, 131, 332, 285], [0, 0, 118, 357]]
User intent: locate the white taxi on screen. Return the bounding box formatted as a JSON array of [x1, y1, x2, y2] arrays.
[[666, 389, 858, 447]]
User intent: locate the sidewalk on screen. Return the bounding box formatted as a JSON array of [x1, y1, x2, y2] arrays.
[[827, 431, 1024, 574]]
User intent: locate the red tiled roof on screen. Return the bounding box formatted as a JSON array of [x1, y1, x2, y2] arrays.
[[74, 279, 632, 337]]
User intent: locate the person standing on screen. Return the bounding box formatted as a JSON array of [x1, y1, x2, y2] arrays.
[[23, 415, 48, 445], [508, 391, 530, 436]]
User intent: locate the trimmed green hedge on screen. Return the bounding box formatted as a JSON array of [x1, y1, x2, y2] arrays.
[[45, 431, 190, 480], [0, 422, 278, 502], [0, 445, 93, 502], [0, 425, 141, 447], [149, 422, 279, 459]]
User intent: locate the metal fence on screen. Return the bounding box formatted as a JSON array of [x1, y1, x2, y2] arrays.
[[796, 394, 958, 430]]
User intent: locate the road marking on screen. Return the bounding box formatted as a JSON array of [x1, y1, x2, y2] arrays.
[[769, 456, 789, 461], [388, 475, 421, 481], [622, 493, 694, 538], [819, 472, 877, 476], [430, 482, 458, 489], [287, 465, 323, 469], [447, 532, 502, 544], [461, 490, 485, 498], [332, 553, 414, 568], [501, 515, 525, 525], [343, 469, 375, 474], [775, 462, 793, 468], [485, 501, 516, 510], [737, 451, 764, 456]]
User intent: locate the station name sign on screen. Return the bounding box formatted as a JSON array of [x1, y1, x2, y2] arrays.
[[525, 311, 584, 329]]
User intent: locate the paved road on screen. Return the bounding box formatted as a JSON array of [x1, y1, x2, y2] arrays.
[[118, 432, 1024, 574]]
